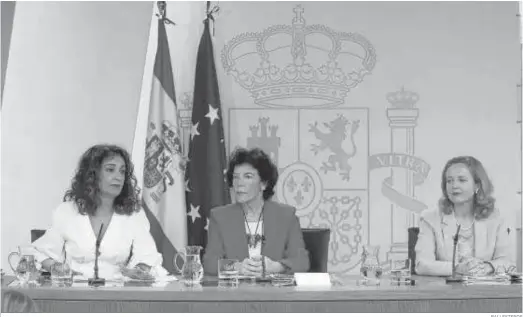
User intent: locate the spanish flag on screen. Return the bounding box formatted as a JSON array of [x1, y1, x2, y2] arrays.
[[140, 16, 187, 273]]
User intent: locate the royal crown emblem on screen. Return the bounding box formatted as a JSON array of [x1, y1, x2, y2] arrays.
[[221, 5, 377, 108], [386, 87, 420, 109]]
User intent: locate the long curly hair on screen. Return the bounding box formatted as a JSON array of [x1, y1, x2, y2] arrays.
[[439, 156, 495, 220], [226, 147, 278, 200], [63, 144, 141, 216]]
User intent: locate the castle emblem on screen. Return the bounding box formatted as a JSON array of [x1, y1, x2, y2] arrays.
[[144, 120, 184, 203], [221, 5, 376, 108], [309, 114, 360, 181], [247, 117, 281, 163]]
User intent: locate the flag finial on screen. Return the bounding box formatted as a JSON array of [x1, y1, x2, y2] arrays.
[[205, 1, 220, 36], [156, 1, 175, 25]]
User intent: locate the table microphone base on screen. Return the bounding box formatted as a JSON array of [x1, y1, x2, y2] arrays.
[[445, 275, 464, 284], [88, 277, 106, 286]]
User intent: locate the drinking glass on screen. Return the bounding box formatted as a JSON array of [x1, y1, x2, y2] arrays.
[[359, 245, 382, 286], [218, 259, 239, 284], [389, 258, 411, 285], [50, 256, 73, 287]]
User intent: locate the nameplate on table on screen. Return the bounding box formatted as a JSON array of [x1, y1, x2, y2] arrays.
[[294, 273, 331, 287]]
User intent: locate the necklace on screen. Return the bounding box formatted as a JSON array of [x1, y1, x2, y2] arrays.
[[451, 206, 475, 230], [453, 213, 475, 231], [451, 208, 476, 256], [243, 204, 264, 248]]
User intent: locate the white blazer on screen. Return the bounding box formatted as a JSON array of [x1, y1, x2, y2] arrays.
[[31, 201, 167, 279], [415, 208, 514, 276]]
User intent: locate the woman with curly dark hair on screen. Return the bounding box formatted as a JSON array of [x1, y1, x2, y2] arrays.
[[203, 147, 310, 276], [31, 144, 167, 279], [415, 156, 515, 276]]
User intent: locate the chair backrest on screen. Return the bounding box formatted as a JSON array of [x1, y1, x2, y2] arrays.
[[408, 227, 419, 274], [302, 228, 330, 273], [30, 230, 46, 243]]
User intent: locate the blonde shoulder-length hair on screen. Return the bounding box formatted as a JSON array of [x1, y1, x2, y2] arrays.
[[438, 156, 495, 220]]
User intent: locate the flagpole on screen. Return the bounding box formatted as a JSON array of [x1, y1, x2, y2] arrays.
[[205, 1, 220, 36], [156, 1, 175, 25]]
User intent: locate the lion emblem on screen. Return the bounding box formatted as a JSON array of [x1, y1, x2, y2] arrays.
[[309, 114, 360, 181]]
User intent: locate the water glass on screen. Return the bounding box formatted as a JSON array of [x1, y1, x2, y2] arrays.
[[50, 258, 73, 287], [390, 258, 411, 285], [218, 279, 239, 289], [359, 245, 383, 286], [218, 259, 239, 281]]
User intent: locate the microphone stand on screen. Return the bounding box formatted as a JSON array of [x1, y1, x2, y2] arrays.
[[261, 217, 266, 279], [88, 223, 106, 286], [446, 224, 463, 284], [261, 236, 266, 279]]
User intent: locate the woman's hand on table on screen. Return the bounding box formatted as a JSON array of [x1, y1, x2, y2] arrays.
[[134, 263, 151, 273], [121, 264, 154, 281], [455, 257, 481, 275], [237, 256, 285, 276], [263, 257, 285, 274], [238, 257, 263, 276], [468, 262, 494, 276], [43, 259, 81, 276], [456, 257, 494, 276], [41, 258, 57, 272]]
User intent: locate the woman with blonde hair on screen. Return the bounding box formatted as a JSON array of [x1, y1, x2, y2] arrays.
[[415, 156, 515, 276]]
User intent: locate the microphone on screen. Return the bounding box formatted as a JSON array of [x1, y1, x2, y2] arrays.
[[445, 224, 463, 284], [88, 223, 106, 286]]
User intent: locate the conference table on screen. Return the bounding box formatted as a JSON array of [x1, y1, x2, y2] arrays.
[[2, 274, 522, 313]]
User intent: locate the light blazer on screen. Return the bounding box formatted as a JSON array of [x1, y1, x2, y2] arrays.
[[415, 208, 514, 276], [203, 200, 310, 275]]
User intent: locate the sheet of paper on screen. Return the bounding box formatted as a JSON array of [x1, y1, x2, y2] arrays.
[[294, 273, 331, 287]]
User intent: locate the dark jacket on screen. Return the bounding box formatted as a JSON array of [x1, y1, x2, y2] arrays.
[[203, 200, 310, 275]]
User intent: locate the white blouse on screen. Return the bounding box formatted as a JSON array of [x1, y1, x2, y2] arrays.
[[457, 225, 475, 262], [245, 220, 263, 259], [31, 201, 167, 279]]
